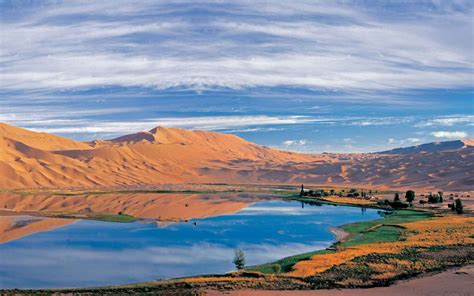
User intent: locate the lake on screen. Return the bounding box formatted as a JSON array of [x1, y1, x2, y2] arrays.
[[0, 198, 383, 289]]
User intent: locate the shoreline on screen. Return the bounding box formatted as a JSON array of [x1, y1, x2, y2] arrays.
[[328, 227, 350, 243]]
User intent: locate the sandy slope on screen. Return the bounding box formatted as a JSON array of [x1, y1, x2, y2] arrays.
[[0, 122, 472, 191]]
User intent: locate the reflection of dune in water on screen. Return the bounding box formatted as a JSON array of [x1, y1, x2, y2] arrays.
[[0, 192, 273, 222], [0, 215, 76, 243], [0, 192, 274, 242]]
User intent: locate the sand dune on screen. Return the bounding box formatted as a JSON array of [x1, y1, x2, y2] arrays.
[[0, 122, 472, 191]]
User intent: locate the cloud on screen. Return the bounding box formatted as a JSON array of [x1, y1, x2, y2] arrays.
[[20, 115, 318, 135], [282, 139, 308, 147], [348, 117, 414, 126], [387, 137, 423, 145], [431, 131, 468, 138], [415, 115, 474, 127], [1, 1, 472, 94]]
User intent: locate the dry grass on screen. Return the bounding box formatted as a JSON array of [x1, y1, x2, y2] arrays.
[[289, 215, 474, 277]]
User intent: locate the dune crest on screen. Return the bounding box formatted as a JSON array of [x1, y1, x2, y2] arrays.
[[0, 122, 472, 191]]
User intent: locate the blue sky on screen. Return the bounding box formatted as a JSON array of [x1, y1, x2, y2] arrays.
[[0, 0, 473, 152]]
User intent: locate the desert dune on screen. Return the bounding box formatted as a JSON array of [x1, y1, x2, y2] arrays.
[[0, 122, 472, 191]]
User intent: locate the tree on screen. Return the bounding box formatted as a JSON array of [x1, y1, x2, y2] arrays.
[[455, 198, 464, 214], [405, 190, 415, 204], [233, 249, 246, 270], [438, 191, 444, 203], [394, 193, 400, 202], [272, 264, 281, 274], [300, 184, 305, 197]]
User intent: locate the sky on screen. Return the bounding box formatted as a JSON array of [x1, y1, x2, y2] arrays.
[[0, 0, 473, 153]]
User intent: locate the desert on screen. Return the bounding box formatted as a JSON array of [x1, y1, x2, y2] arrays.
[[1, 1, 473, 295]]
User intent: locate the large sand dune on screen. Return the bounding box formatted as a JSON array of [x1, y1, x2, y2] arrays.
[[0, 122, 472, 191]]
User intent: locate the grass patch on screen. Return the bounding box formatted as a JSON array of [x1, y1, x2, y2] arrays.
[[91, 213, 136, 223], [44, 210, 137, 223], [341, 225, 405, 247], [247, 249, 334, 274], [341, 210, 431, 243]]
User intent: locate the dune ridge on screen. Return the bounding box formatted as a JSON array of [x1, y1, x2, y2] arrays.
[[0, 122, 472, 191]]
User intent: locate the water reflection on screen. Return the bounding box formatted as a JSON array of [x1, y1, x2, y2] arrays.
[[0, 200, 383, 289]]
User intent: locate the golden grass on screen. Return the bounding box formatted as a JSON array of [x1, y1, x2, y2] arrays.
[[288, 215, 474, 277]]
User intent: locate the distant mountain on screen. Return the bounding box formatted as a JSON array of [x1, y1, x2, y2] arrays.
[[378, 139, 474, 154], [0, 122, 472, 191]]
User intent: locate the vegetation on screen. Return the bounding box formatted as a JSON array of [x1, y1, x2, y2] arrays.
[[394, 193, 400, 202], [377, 199, 409, 209], [405, 190, 415, 204], [233, 249, 246, 270], [427, 192, 444, 203], [307, 245, 474, 288], [455, 198, 464, 214], [247, 249, 334, 274], [43, 210, 136, 223]]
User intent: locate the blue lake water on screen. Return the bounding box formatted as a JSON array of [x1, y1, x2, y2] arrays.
[[0, 199, 383, 289]]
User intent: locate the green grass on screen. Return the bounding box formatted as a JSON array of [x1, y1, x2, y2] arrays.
[[91, 213, 136, 223], [247, 249, 334, 274], [341, 225, 405, 247], [340, 210, 431, 247], [44, 210, 137, 223]]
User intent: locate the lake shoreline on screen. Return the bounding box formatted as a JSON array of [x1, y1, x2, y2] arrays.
[[328, 227, 350, 242]]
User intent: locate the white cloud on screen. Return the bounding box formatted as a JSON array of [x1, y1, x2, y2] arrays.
[[387, 137, 423, 146], [415, 115, 474, 127], [17, 115, 318, 135], [0, 1, 472, 94], [282, 139, 308, 147], [431, 131, 468, 138]]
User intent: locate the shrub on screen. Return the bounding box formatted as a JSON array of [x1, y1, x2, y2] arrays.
[[405, 190, 415, 203], [454, 199, 464, 214], [438, 191, 444, 203], [428, 194, 441, 203], [272, 264, 281, 274], [233, 249, 246, 270], [394, 193, 400, 202], [389, 201, 409, 209]]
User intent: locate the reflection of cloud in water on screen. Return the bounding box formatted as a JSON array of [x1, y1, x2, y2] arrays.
[[0, 241, 329, 288]]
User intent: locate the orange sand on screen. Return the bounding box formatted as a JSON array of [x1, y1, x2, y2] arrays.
[[0, 122, 472, 191]]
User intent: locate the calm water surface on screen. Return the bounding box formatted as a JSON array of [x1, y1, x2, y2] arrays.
[[0, 199, 383, 289]]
